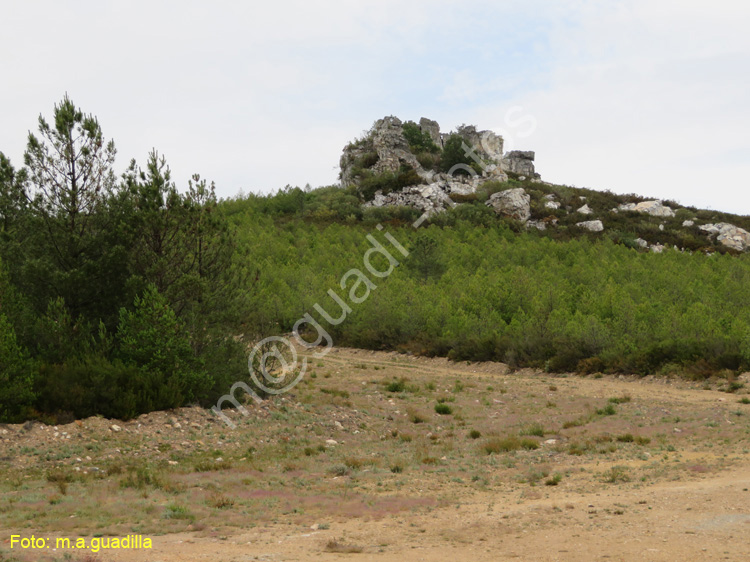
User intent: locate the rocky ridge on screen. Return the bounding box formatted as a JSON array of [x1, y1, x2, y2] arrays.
[[339, 116, 750, 253]]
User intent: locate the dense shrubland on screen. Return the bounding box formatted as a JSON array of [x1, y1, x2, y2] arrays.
[[2, 98, 750, 423], [227, 192, 750, 382]]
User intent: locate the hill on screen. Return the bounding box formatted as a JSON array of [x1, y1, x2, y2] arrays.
[[217, 116, 750, 387], [1, 100, 750, 426]]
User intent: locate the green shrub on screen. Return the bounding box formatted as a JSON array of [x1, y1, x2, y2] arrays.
[[386, 378, 406, 393], [434, 403, 453, 415], [440, 134, 475, 175], [483, 436, 537, 454], [357, 166, 424, 201], [116, 285, 212, 411], [596, 404, 617, 416], [0, 314, 35, 422], [520, 423, 545, 437], [402, 121, 440, 154]]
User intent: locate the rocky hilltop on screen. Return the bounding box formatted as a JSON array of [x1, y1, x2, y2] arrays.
[[340, 116, 539, 215], [339, 116, 750, 253]]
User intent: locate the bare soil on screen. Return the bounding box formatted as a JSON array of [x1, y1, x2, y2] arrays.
[[1, 347, 749, 561]]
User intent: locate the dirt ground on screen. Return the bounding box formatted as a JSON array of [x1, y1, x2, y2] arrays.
[[1, 347, 749, 561]]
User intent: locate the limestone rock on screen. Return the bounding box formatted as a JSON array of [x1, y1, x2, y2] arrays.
[[545, 200, 560, 210], [455, 124, 504, 162], [634, 238, 649, 249], [485, 188, 531, 222], [577, 204, 593, 215], [370, 116, 422, 176], [682, 220, 695, 227], [699, 223, 750, 251], [340, 116, 537, 192], [577, 220, 604, 232], [502, 151, 538, 178], [618, 200, 676, 217], [366, 182, 454, 216], [419, 117, 442, 148]]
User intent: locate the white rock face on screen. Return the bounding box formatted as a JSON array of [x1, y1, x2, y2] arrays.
[[682, 220, 695, 227], [577, 220, 604, 232], [485, 188, 531, 222], [634, 238, 649, 249], [545, 201, 560, 210], [699, 223, 750, 251], [576, 204, 593, 215], [501, 151, 538, 178], [618, 200, 676, 217], [367, 182, 454, 216]]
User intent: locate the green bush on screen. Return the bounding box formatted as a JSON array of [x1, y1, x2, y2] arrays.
[[0, 313, 35, 421], [402, 121, 440, 154], [440, 134, 475, 175], [357, 166, 424, 201], [34, 356, 140, 421], [434, 403, 453, 415], [116, 285, 212, 411]]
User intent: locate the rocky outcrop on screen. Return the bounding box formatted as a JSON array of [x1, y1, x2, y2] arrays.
[[577, 220, 604, 232], [370, 116, 423, 176], [617, 200, 676, 217], [699, 223, 750, 251], [577, 204, 594, 215], [366, 183, 454, 216], [502, 151, 538, 178], [455, 124, 504, 162], [340, 116, 538, 191], [363, 174, 490, 216], [485, 188, 531, 222], [339, 116, 426, 188], [419, 118, 442, 148]]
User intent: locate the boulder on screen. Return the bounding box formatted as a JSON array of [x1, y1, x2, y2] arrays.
[[526, 220, 547, 231], [501, 150, 538, 177], [576, 204, 593, 215], [682, 220, 695, 227], [545, 201, 561, 210], [618, 200, 676, 217], [699, 223, 750, 251], [485, 188, 531, 222], [577, 220, 604, 232]]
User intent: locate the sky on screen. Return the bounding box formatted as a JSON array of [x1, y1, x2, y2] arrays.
[[1, 0, 749, 213]]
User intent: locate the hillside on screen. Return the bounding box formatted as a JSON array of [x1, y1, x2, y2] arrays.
[[1, 100, 750, 427], [215, 116, 750, 387]]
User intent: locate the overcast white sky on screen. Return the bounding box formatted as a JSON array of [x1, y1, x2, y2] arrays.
[[2, 1, 749, 213]]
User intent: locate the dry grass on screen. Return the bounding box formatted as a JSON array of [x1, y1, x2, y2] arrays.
[[324, 539, 364, 553]]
